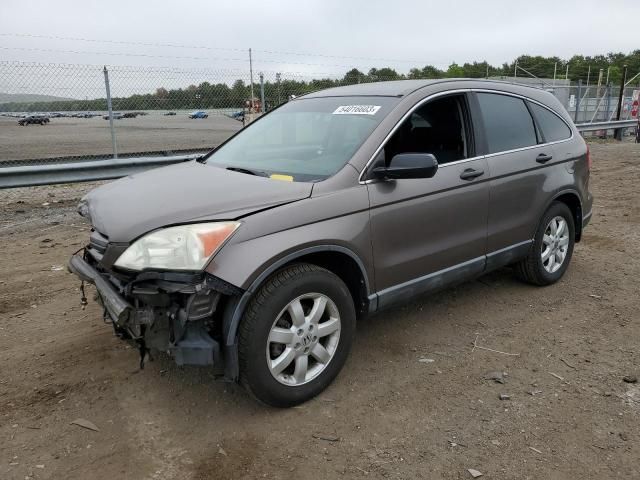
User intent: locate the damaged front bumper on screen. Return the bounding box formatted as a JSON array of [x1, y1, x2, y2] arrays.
[[68, 251, 242, 371]]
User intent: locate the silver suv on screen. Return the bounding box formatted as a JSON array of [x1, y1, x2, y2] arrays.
[[69, 79, 593, 406]]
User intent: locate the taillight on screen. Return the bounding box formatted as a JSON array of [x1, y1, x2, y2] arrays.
[[586, 145, 592, 171]]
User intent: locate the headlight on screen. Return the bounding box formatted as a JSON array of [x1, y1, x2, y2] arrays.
[[114, 222, 240, 271]]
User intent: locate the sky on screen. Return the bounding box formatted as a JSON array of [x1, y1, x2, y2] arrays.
[[1, 0, 639, 76], [1, 0, 639, 98]]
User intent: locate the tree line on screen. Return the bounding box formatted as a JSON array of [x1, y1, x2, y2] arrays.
[[2, 51, 639, 113]]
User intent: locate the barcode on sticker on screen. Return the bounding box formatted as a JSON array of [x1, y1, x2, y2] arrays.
[[333, 105, 381, 115]]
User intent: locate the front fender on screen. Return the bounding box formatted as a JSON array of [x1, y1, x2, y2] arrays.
[[210, 184, 374, 382]]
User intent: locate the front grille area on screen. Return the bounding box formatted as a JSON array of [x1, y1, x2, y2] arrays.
[[88, 229, 109, 256]]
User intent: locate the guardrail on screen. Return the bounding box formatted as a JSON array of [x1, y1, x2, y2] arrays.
[[0, 154, 201, 189], [0, 119, 637, 189], [574, 119, 638, 132]]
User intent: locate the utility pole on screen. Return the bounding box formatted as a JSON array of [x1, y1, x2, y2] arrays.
[[553, 62, 557, 85], [514, 59, 518, 78], [614, 65, 628, 140], [249, 48, 254, 111], [276, 72, 281, 105], [103, 66, 117, 159], [565, 63, 569, 81]]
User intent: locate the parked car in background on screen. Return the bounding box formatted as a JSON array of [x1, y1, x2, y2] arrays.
[[164, 111, 177, 116], [69, 79, 593, 407], [102, 112, 124, 120], [18, 115, 49, 125], [228, 110, 245, 122], [189, 110, 208, 119]]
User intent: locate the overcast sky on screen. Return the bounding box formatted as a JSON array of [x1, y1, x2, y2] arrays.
[[1, 0, 639, 77]]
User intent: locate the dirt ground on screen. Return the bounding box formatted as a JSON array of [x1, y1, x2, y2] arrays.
[[0, 113, 241, 161], [0, 140, 639, 480]]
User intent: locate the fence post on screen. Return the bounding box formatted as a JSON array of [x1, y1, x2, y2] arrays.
[[103, 66, 118, 159], [259, 73, 265, 113], [615, 65, 628, 140], [605, 83, 611, 126], [249, 48, 254, 111], [574, 80, 582, 123]]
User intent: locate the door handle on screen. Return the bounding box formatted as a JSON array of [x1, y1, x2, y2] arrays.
[[460, 168, 484, 180], [536, 153, 553, 164]]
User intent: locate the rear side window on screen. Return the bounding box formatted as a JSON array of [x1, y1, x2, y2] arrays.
[[476, 93, 537, 153], [527, 102, 572, 142]]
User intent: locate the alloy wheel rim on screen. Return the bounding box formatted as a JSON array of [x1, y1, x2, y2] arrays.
[[541, 216, 570, 274], [266, 293, 341, 386]]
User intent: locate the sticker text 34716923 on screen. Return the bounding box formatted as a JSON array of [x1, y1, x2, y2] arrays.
[[333, 105, 381, 115]]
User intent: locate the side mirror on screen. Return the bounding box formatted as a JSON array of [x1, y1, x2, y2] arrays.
[[372, 153, 439, 180]]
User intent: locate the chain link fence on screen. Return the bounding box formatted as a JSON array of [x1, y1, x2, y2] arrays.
[[0, 62, 387, 167], [1, 60, 639, 169]]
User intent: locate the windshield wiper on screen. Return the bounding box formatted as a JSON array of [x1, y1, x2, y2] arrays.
[[225, 166, 269, 177]]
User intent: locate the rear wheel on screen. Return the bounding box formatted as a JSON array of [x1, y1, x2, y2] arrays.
[[515, 201, 575, 285], [239, 264, 355, 407]]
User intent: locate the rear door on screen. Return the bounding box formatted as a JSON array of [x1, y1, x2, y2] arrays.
[[471, 92, 560, 266], [366, 93, 489, 308]]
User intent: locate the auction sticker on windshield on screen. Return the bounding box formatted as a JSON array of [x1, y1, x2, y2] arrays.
[[333, 105, 381, 115]]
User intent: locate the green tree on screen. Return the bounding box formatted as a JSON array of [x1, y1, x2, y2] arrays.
[[445, 63, 465, 78]]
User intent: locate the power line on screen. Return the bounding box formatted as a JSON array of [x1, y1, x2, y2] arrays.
[[0, 46, 447, 71], [0, 32, 443, 66], [0, 46, 248, 63], [0, 60, 374, 78], [0, 33, 248, 54]]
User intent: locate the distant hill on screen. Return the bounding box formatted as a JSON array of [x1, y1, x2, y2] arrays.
[[0, 92, 75, 104]]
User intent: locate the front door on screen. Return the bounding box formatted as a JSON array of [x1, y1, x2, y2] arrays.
[[366, 93, 489, 309]]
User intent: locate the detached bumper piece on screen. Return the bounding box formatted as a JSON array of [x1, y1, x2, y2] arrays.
[[69, 255, 131, 324], [68, 253, 234, 369]]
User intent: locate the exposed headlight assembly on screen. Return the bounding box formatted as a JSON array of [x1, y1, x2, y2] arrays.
[[114, 222, 240, 271]]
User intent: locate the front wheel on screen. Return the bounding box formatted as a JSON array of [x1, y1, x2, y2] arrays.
[[515, 201, 575, 286], [238, 264, 355, 407]]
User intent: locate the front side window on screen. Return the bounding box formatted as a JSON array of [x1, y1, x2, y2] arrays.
[[383, 94, 470, 165], [206, 96, 398, 182], [477, 93, 537, 153], [527, 102, 572, 143]]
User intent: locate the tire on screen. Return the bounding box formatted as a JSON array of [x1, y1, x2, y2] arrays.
[[239, 263, 356, 407], [515, 201, 575, 286]]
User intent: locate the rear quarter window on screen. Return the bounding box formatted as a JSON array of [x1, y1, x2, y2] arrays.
[[476, 93, 537, 153], [527, 102, 572, 142]]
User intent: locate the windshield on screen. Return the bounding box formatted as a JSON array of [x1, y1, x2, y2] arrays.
[[206, 96, 398, 182]]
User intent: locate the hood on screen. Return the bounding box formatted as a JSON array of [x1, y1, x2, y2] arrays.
[[80, 161, 313, 242]]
